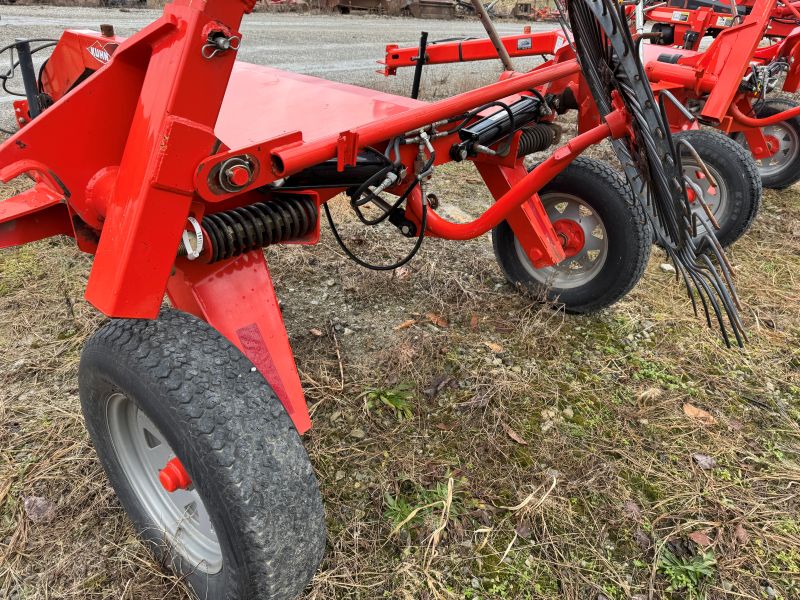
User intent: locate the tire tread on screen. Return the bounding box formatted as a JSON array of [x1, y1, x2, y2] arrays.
[[80, 310, 326, 600]]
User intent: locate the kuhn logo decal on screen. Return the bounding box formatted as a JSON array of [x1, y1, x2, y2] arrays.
[[86, 41, 117, 64]]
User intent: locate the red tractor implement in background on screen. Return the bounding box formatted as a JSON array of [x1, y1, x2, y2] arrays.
[[383, 0, 800, 193], [643, 0, 800, 50], [383, 28, 762, 246], [0, 0, 745, 597], [626, 0, 800, 188], [644, 0, 800, 188]]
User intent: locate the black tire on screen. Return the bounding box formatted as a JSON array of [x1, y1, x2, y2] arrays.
[[674, 129, 761, 247], [79, 309, 326, 600], [732, 97, 800, 189], [492, 157, 651, 314]]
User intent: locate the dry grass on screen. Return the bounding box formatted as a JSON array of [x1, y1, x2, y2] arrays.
[[1, 77, 799, 600]]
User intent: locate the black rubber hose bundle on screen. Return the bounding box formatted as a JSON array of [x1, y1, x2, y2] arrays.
[[566, 0, 745, 346]]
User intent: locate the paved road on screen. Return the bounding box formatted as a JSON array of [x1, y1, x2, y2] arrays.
[[0, 5, 556, 111]]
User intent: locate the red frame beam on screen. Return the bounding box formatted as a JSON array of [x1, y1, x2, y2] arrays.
[[406, 112, 627, 241], [267, 60, 582, 180], [380, 30, 568, 76]]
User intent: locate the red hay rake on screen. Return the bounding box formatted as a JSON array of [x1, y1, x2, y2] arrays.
[[383, 0, 800, 189], [0, 0, 745, 596]]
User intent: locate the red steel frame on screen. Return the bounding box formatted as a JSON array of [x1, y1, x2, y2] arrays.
[[640, 0, 800, 157], [381, 0, 800, 161], [381, 28, 569, 76], [0, 0, 633, 434]]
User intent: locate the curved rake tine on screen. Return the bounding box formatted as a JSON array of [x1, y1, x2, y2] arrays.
[[569, 0, 745, 346], [698, 252, 747, 340], [693, 212, 740, 301], [669, 248, 701, 318], [691, 246, 746, 343], [676, 139, 719, 188], [684, 176, 722, 231], [686, 264, 733, 347], [659, 90, 696, 125], [686, 263, 723, 329], [695, 262, 745, 346]]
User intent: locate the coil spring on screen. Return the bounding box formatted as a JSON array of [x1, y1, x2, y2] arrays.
[[516, 123, 562, 157], [202, 196, 318, 263]]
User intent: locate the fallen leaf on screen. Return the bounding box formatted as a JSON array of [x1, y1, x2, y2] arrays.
[[501, 421, 528, 445], [638, 387, 663, 402], [633, 527, 652, 551], [393, 319, 416, 331], [435, 422, 459, 431], [689, 531, 713, 547], [426, 312, 449, 328], [692, 453, 717, 470], [425, 374, 455, 398], [309, 327, 324, 337], [349, 428, 366, 440], [734, 523, 750, 545], [470, 314, 480, 329], [484, 341, 504, 354], [683, 403, 717, 426], [515, 521, 532, 539], [666, 537, 694, 559], [23, 496, 56, 524], [623, 500, 642, 520]]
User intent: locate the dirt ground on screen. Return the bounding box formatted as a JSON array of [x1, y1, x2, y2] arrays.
[[1, 6, 800, 600]]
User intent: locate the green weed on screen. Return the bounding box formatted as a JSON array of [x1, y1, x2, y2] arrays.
[[362, 384, 414, 420], [658, 549, 717, 599]]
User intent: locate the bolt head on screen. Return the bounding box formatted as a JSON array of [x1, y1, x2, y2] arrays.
[[226, 164, 251, 188]]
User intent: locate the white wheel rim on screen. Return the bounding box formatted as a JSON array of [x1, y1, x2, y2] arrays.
[[514, 192, 609, 290], [734, 122, 800, 178], [105, 393, 223, 574], [681, 157, 729, 237]]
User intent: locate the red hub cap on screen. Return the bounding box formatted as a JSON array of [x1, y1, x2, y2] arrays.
[[553, 218, 585, 257], [159, 457, 192, 492]]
